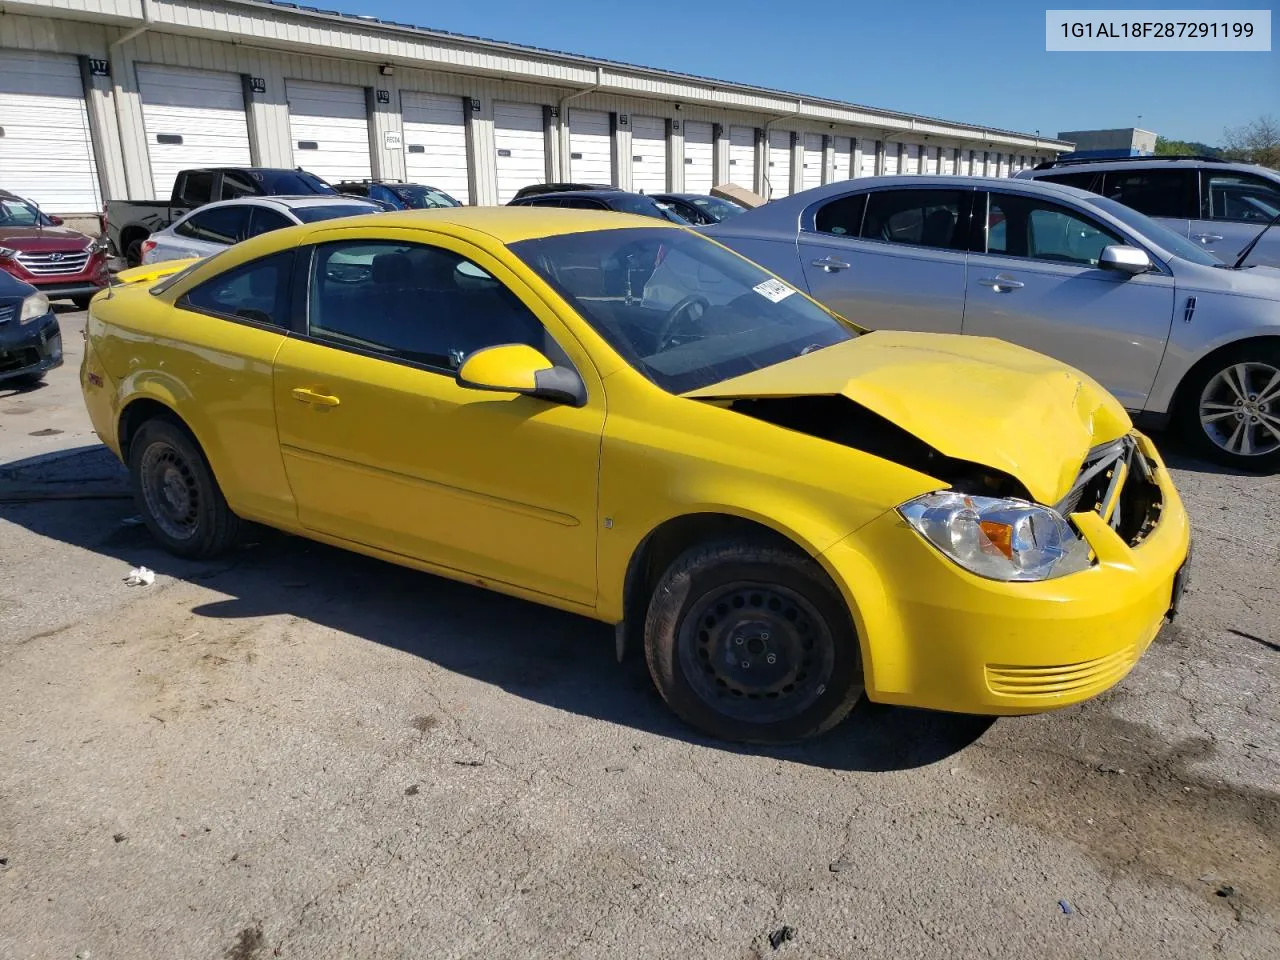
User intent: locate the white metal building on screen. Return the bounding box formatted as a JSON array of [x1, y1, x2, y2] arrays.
[[0, 0, 1070, 216]]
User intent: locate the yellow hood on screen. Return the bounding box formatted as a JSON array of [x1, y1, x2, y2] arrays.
[[685, 331, 1132, 505]]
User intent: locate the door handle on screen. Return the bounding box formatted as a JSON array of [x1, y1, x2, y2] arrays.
[[291, 387, 341, 407], [811, 256, 851, 272], [977, 275, 1024, 292], [1193, 234, 1224, 243]]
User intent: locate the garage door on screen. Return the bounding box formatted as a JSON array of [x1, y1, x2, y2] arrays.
[[728, 126, 755, 192], [569, 109, 612, 184], [767, 130, 791, 199], [884, 142, 900, 175], [859, 139, 877, 177], [402, 91, 469, 204], [923, 146, 938, 174], [286, 80, 371, 184], [137, 64, 251, 201], [494, 101, 545, 204], [903, 144, 920, 175], [801, 134, 824, 190], [833, 136, 852, 181], [631, 116, 666, 194], [0, 50, 100, 213], [997, 154, 1009, 178], [683, 121, 713, 194], [941, 148, 956, 176]]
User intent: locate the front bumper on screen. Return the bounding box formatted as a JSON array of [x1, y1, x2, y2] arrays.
[[1, 258, 109, 301], [822, 431, 1190, 715], [0, 311, 63, 384]]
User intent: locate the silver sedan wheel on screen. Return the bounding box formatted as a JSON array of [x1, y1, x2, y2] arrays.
[[1198, 361, 1280, 457]]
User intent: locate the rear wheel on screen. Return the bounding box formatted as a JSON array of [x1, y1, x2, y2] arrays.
[[644, 539, 864, 743], [127, 418, 241, 558], [1181, 343, 1280, 472], [125, 237, 145, 268]]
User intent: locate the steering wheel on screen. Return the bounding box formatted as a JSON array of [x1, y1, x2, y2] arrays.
[[655, 295, 710, 352]]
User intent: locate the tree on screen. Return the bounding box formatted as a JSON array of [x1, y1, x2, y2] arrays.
[[1222, 115, 1280, 170], [1155, 137, 1221, 157]]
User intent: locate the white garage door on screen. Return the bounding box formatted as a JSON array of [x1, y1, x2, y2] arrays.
[[859, 139, 877, 177], [923, 146, 938, 174], [286, 80, 371, 184], [0, 50, 100, 213], [997, 154, 1009, 178], [767, 130, 792, 199], [137, 64, 251, 201], [494, 102, 545, 204], [683, 121, 713, 194], [833, 136, 852, 181], [569, 109, 612, 184], [728, 126, 755, 192], [801, 133, 824, 190], [631, 116, 666, 194], [903, 144, 920, 175], [941, 148, 956, 176], [402, 91, 469, 205]]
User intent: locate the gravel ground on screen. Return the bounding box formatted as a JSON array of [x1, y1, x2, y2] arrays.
[[1, 310, 1276, 960]]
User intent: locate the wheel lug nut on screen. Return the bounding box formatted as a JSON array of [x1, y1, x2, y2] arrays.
[[760, 632, 770, 641], [741, 661, 750, 669], [734, 637, 743, 645], [766, 654, 776, 665]]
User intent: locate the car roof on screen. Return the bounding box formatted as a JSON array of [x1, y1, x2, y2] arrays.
[[307, 206, 679, 243], [524, 189, 643, 200], [186, 196, 380, 213], [762, 175, 1101, 205], [1020, 157, 1279, 178]]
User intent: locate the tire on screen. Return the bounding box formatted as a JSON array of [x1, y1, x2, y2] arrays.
[[644, 539, 864, 744], [71, 295, 94, 311], [125, 237, 145, 268], [1179, 342, 1280, 472], [127, 418, 241, 558]]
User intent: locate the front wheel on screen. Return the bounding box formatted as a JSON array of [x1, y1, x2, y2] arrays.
[[72, 295, 94, 310], [128, 418, 241, 558], [1181, 344, 1280, 472], [644, 539, 864, 743]]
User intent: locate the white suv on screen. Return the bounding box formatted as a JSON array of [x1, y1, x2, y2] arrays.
[[1017, 157, 1280, 269]]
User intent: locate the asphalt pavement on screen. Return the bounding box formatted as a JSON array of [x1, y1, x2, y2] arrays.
[[1, 309, 1276, 959]]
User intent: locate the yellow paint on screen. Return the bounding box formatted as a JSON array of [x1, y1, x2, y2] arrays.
[[457, 344, 553, 393], [82, 207, 1191, 716]]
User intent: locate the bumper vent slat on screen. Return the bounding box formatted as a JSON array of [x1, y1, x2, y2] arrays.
[[986, 646, 1138, 698]]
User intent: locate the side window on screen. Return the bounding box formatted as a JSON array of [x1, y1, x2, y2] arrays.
[[173, 206, 250, 245], [221, 171, 261, 200], [246, 207, 293, 238], [1102, 169, 1196, 219], [1038, 171, 1101, 193], [561, 198, 607, 210], [986, 192, 1122, 266], [178, 170, 215, 206], [1202, 172, 1280, 223], [307, 240, 554, 372], [179, 250, 294, 327], [813, 192, 867, 236], [861, 189, 967, 250]]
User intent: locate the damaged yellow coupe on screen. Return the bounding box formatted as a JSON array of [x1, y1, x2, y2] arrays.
[[81, 208, 1190, 742]]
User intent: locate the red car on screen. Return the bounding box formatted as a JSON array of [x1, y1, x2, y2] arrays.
[[0, 189, 109, 309]]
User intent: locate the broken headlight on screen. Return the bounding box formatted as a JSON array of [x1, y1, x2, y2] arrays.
[[898, 492, 1092, 582]]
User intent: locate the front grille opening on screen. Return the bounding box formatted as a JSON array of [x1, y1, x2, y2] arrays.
[[1056, 437, 1162, 547]]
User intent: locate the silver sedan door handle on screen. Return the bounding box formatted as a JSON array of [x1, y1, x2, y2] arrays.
[[1193, 233, 1224, 243], [977, 275, 1024, 292], [811, 256, 851, 272]]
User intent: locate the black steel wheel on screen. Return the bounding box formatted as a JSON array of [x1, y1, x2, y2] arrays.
[[127, 417, 241, 558], [645, 539, 863, 743]]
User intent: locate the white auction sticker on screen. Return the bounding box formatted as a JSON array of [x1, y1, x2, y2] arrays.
[[1046, 10, 1270, 51], [753, 278, 795, 303]]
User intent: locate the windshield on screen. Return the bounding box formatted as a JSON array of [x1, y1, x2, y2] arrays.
[[292, 203, 379, 223], [510, 227, 855, 394], [688, 196, 746, 221], [1088, 195, 1223, 267], [262, 170, 338, 195], [610, 194, 690, 224], [0, 196, 55, 227], [391, 184, 461, 209]]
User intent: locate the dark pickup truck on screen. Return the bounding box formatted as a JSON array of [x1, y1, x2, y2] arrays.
[[105, 167, 337, 265]]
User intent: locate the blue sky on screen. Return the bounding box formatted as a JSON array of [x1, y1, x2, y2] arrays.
[[337, 0, 1276, 145]]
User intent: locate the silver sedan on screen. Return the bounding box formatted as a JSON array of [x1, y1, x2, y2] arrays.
[[141, 196, 383, 265], [703, 175, 1280, 471]]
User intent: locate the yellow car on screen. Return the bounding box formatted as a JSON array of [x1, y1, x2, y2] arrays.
[[81, 209, 1191, 743]]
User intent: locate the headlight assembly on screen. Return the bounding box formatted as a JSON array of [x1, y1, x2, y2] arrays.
[[18, 292, 52, 325], [898, 492, 1092, 582]]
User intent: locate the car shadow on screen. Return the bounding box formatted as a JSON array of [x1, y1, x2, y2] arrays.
[[0, 444, 993, 772]]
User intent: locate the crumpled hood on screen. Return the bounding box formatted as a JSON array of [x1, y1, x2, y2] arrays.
[[685, 331, 1132, 505]]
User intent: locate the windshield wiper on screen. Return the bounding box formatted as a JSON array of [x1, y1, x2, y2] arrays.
[[1233, 209, 1280, 269]]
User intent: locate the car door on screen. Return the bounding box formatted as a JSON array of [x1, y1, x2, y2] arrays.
[[962, 190, 1175, 409], [163, 205, 251, 260], [245, 206, 294, 239], [797, 186, 971, 333], [271, 231, 606, 606], [1194, 169, 1280, 267], [1099, 168, 1197, 239]]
